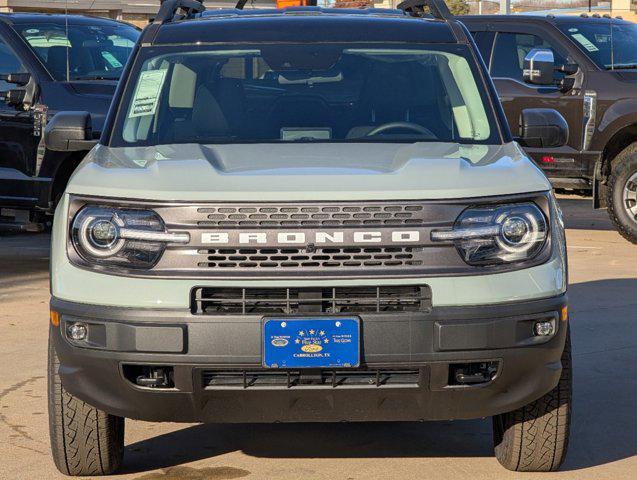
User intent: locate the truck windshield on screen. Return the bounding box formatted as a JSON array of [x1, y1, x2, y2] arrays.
[[112, 43, 497, 147], [558, 21, 637, 70], [14, 22, 139, 81]]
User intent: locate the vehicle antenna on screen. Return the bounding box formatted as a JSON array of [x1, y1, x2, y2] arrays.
[[65, 0, 70, 82], [610, 16, 615, 71]]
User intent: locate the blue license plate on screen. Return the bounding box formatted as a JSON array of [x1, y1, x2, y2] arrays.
[[263, 317, 360, 369]]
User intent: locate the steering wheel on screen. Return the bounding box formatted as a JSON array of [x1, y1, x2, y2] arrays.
[[366, 121, 434, 138]]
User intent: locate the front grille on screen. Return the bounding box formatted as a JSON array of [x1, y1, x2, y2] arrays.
[[191, 285, 432, 315], [197, 246, 423, 270], [201, 368, 421, 389], [196, 203, 426, 229]]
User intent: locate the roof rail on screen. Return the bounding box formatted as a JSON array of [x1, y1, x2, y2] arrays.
[[154, 0, 205, 24], [236, 0, 249, 9], [397, 0, 453, 21]]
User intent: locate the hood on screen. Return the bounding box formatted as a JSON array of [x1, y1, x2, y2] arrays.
[[67, 80, 118, 98], [67, 142, 551, 202], [612, 71, 637, 83]]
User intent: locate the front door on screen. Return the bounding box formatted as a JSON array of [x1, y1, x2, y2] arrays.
[[0, 32, 38, 207], [485, 26, 587, 179]]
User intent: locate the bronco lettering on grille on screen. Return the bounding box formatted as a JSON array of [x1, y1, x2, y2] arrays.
[[200, 230, 421, 245]]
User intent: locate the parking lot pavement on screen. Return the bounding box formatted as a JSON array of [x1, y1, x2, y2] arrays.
[[0, 195, 635, 480]]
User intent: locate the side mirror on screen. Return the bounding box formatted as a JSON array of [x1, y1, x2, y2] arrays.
[[45, 111, 97, 152], [523, 48, 555, 85], [0, 88, 27, 107], [556, 63, 579, 76], [518, 108, 569, 149], [0, 72, 36, 109], [0, 72, 31, 86]]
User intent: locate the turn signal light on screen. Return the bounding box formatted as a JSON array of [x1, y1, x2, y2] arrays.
[[50, 310, 60, 327]]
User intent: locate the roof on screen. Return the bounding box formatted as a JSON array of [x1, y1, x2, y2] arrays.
[[151, 8, 459, 45], [0, 12, 137, 28], [460, 14, 633, 26]]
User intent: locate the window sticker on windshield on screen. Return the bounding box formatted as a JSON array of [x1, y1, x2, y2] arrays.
[[101, 51, 123, 68], [128, 69, 167, 118], [571, 33, 599, 52]]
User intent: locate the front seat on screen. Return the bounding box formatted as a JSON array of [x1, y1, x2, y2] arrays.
[[46, 46, 68, 79], [191, 84, 230, 139]]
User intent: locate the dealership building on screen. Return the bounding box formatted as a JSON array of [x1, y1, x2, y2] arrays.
[[0, 1, 635, 26]]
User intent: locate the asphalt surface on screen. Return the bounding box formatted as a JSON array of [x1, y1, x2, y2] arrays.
[[0, 195, 635, 480]]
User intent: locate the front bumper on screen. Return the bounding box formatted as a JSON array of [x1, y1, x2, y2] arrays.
[[51, 294, 568, 423]]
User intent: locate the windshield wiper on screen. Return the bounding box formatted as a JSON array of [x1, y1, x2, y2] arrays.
[[606, 64, 637, 70], [71, 75, 119, 81]]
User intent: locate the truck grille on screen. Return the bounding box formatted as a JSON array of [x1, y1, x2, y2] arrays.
[[191, 285, 432, 315], [196, 203, 426, 228], [197, 246, 423, 270], [201, 368, 421, 389]]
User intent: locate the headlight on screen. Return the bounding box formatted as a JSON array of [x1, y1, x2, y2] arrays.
[[431, 203, 548, 265], [71, 206, 189, 269]]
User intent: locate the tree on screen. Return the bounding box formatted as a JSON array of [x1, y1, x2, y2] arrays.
[[446, 0, 470, 15]]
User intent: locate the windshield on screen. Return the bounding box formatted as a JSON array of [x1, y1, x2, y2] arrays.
[[558, 21, 637, 70], [112, 43, 498, 147], [15, 22, 139, 81]]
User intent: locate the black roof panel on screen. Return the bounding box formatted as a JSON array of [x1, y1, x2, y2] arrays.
[[152, 12, 457, 45], [460, 14, 633, 26]]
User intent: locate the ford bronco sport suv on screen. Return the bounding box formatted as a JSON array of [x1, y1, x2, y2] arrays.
[[47, 0, 572, 475], [462, 13, 637, 244]]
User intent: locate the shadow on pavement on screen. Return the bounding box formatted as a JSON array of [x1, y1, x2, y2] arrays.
[[557, 196, 615, 231], [119, 278, 637, 475]]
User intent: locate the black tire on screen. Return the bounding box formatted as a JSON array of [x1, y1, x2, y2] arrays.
[[48, 333, 125, 476], [606, 143, 637, 244], [492, 328, 572, 472]]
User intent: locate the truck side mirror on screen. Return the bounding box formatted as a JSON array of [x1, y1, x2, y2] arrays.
[[523, 48, 555, 85], [45, 111, 98, 152], [0, 72, 37, 109], [0, 72, 31, 86], [518, 108, 569, 149], [0, 88, 27, 107]]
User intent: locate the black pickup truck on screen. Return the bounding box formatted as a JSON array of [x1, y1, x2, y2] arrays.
[[0, 13, 139, 228], [462, 14, 637, 243]]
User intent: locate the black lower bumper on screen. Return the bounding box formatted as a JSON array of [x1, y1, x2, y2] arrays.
[[51, 294, 568, 423]]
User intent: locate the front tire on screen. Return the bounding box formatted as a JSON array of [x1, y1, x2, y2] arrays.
[[48, 332, 125, 476], [492, 328, 572, 472], [606, 143, 637, 244]]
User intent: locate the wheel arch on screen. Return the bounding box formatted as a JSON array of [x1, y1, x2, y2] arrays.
[[594, 123, 637, 208], [41, 150, 90, 212]]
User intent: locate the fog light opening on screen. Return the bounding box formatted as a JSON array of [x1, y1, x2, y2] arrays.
[[534, 319, 556, 337], [67, 322, 88, 342], [123, 365, 175, 389]]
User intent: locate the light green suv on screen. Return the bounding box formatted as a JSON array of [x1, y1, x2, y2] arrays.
[[46, 0, 572, 476]]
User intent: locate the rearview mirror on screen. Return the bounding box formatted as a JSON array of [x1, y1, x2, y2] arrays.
[[45, 111, 97, 152], [518, 108, 568, 149], [523, 48, 555, 85]]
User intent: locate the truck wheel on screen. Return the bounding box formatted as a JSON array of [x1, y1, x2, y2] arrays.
[[492, 328, 571, 472], [607, 144, 637, 244], [48, 334, 124, 476]]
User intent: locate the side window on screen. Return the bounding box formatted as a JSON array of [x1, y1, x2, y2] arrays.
[[472, 31, 495, 66], [0, 36, 26, 92], [491, 32, 566, 82]]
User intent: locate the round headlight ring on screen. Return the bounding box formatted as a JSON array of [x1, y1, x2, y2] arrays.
[[78, 214, 126, 258], [494, 206, 546, 255]]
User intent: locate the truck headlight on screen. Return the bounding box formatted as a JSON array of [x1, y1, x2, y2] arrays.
[[71, 206, 189, 269], [431, 203, 548, 265]]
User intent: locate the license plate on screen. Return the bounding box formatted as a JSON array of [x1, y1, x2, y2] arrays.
[[263, 317, 360, 369]]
